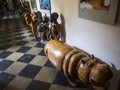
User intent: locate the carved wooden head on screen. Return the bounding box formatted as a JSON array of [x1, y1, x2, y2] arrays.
[[89, 63, 113, 86], [50, 12, 59, 24], [78, 57, 97, 84]]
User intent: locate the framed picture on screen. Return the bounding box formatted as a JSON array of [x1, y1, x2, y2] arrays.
[[78, 0, 119, 24], [39, 0, 50, 10]]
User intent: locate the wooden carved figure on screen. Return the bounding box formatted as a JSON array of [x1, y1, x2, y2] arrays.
[[50, 12, 61, 40], [44, 40, 113, 90], [31, 11, 42, 26], [37, 14, 50, 41], [24, 13, 38, 39]]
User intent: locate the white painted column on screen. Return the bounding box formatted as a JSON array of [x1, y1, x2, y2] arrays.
[[36, 0, 40, 11]]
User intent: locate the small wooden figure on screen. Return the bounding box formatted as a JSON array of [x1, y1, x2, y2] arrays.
[[50, 12, 61, 40]]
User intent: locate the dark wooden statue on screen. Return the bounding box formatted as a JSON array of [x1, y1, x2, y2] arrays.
[[31, 11, 42, 26], [37, 14, 50, 41], [44, 40, 113, 90], [50, 12, 61, 40]]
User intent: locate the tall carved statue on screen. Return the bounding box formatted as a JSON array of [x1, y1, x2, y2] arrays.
[[50, 12, 61, 40], [37, 14, 50, 41]]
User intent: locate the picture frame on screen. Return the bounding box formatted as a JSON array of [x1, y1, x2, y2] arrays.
[[78, 0, 119, 24], [39, 0, 51, 10]]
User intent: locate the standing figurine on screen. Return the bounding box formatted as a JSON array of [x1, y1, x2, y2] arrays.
[[50, 12, 61, 40], [37, 14, 50, 42]]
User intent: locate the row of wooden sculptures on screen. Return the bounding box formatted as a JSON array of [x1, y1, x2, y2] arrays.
[[23, 11, 61, 42]]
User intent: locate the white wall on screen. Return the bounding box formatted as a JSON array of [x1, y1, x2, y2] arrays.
[[51, 0, 120, 69], [25, 0, 33, 13], [51, 0, 120, 89]]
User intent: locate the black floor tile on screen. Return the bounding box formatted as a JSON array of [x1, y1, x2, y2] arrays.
[[0, 60, 14, 71], [39, 49, 46, 56], [16, 46, 31, 53], [19, 64, 41, 78], [17, 54, 35, 63], [53, 71, 72, 87], [32, 38, 41, 42], [15, 36, 26, 40], [26, 80, 50, 90], [16, 41, 28, 45], [0, 51, 13, 59], [44, 60, 55, 68], [0, 72, 15, 90], [35, 42, 45, 48]]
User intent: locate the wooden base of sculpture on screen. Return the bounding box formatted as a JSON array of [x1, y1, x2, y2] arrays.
[[44, 40, 113, 90]]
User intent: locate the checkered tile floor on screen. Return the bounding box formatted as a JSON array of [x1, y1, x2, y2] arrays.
[[0, 18, 92, 90]]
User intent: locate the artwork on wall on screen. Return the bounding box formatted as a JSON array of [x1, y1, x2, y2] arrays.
[[39, 0, 51, 10], [79, 0, 119, 24]]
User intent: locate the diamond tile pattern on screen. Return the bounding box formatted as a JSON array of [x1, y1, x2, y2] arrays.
[[0, 18, 92, 90]]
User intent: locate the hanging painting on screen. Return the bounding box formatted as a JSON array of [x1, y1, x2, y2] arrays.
[[39, 0, 50, 10], [79, 0, 119, 24]]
